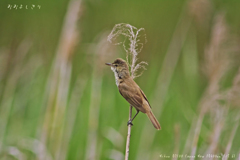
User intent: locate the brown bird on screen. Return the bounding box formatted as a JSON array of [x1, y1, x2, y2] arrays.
[[106, 58, 161, 130]]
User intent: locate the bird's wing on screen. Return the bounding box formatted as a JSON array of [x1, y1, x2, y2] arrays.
[[139, 88, 151, 108], [118, 82, 146, 113]]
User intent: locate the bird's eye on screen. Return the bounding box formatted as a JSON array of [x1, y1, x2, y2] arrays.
[[115, 64, 118, 67]]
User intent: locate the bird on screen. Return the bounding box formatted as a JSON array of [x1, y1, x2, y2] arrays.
[[105, 58, 161, 130]]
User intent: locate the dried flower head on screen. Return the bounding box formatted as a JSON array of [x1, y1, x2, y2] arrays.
[[107, 23, 148, 79]]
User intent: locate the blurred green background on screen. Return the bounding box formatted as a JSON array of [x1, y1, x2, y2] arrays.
[[0, 0, 240, 160]]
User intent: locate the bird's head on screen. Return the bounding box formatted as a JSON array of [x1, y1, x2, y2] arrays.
[[105, 58, 130, 79]]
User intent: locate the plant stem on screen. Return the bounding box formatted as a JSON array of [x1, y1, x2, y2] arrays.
[[125, 105, 133, 160]]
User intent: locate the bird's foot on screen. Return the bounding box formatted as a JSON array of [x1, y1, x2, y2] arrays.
[[127, 120, 133, 126]]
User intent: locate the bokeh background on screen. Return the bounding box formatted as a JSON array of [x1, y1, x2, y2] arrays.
[[0, 0, 240, 160]]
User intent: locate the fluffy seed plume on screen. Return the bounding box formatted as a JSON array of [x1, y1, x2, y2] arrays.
[[107, 23, 148, 79]]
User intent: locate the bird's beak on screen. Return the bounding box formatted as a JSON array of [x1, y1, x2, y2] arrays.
[[105, 63, 112, 66]]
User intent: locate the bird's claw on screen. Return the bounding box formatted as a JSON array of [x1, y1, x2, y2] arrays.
[[127, 120, 133, 126]]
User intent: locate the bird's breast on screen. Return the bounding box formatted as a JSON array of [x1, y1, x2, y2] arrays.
[[111, 67, 120, 86]]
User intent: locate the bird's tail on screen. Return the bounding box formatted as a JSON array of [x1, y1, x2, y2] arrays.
[[146, 111, 161, 130]]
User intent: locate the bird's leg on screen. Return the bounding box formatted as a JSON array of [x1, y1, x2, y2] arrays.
[[127, 110, 139, 126], [131, 110, 139, 122]]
